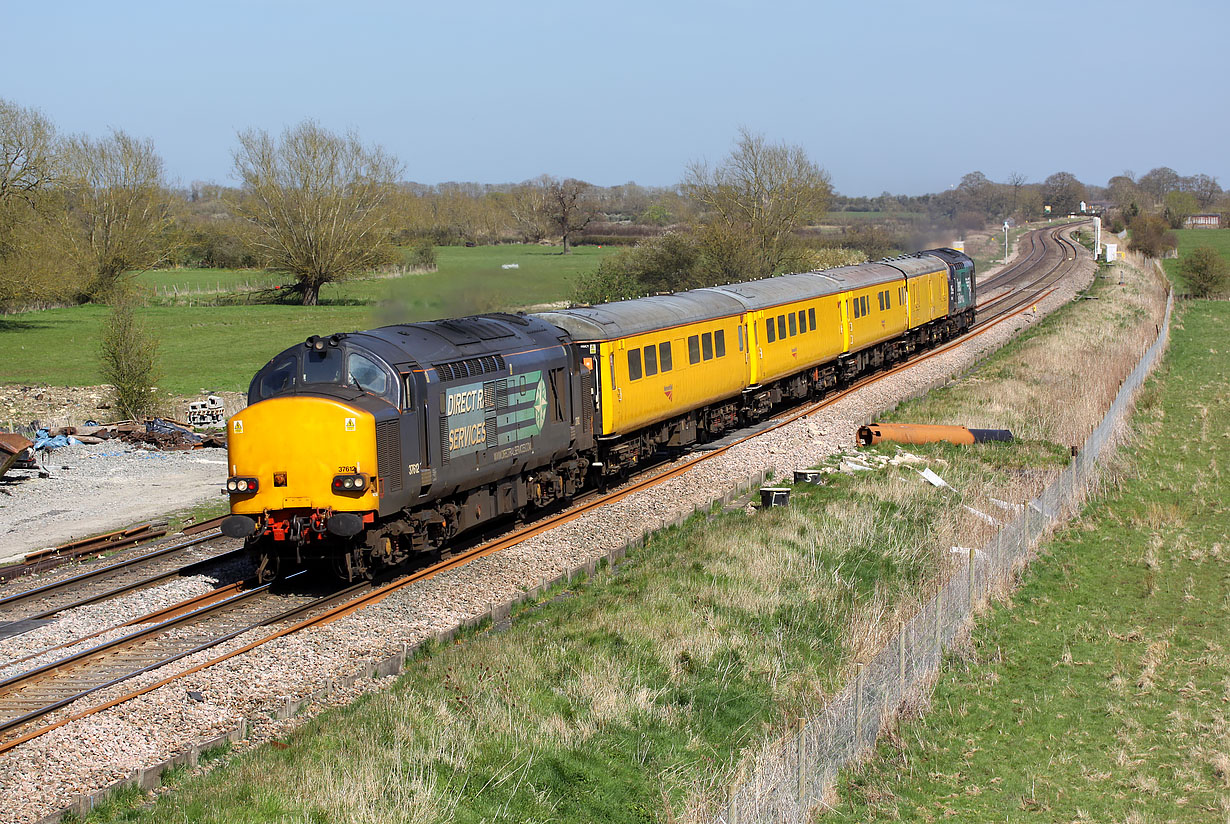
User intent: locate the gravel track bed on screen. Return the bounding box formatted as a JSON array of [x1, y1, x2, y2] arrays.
[[0, 248, 1094, 823]]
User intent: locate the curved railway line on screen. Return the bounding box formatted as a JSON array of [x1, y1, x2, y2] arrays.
[[0, 222, 1089, 757]]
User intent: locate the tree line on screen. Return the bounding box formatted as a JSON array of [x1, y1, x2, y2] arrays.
[[5, 95, 1228, 312]]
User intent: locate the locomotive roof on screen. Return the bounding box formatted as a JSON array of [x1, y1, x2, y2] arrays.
[[348, 313, 567, 368]]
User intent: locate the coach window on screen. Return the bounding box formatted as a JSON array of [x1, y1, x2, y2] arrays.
[[852, 300, 860, 319], [628, 348, 642, 381], [644, 344, 658, 376], [788, 313, 797, 336], [715, 329, 726, 357], [766, 319, 776, 343], [777, 315, 786, 340], [737, 326, 744, 352], [862, 296, 869, 315], [702, 332, 714, 361], [877, 292, 884, 311], [660, 341, 672, 372], [808, 307, 816, 330], [688, 334, 701, 364], [798, 310, 806, 333], [258, 356, 296, 399]]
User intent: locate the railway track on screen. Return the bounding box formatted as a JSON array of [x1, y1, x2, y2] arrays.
[[0, 533, 243, 639], [0, 572, 364, 746], [0, 223, 1089, 757]]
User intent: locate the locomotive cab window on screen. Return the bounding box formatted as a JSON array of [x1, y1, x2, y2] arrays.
[[659, 341, 672, 372], [346, 352, 389, 396], [714, 329, 726, 358], [628, 349, 642, 380], [258, 356, 296, 400], [304, 347, 342, 385], [644, 344, 658, 376], [701, 332, 714, 361], [688, 335, 701, 364]]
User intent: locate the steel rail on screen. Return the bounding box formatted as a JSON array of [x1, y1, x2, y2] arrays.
[[0, 574, 366, 742], [0, 539, 238, 629]]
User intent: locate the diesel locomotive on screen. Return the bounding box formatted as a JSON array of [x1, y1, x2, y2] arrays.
[[221, 248, 974, 581]]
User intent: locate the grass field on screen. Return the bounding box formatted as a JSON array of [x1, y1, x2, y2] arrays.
[[827, 299, 1230, 821], [0, 245, 612, 395], [1162, 227, 1230, 292]]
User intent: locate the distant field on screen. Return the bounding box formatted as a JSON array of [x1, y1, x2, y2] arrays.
[[1162, 227, 1230, 291], [0, 244, 613, 395]]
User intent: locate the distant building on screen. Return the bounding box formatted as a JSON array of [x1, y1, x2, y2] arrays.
[[1184, 213, 1221, 229]]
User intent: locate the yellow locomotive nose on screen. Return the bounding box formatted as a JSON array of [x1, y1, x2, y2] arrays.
[[225, 396, 379, 516]]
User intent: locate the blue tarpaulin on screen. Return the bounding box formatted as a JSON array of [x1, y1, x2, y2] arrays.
[[31, 429, 80, 452]]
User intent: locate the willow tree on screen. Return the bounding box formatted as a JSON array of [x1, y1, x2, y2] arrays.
[[232, 121, 402, 306], [59, 129, 173, 301], [0, 98, 67, 307], [684, 128, 831, 276]]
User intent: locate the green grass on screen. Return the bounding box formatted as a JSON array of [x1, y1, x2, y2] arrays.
[[0, 245, 613, 395], [1162, 228, 1230, 292], [73, 443, 1059, 824], [826, 300, 1230, 821]]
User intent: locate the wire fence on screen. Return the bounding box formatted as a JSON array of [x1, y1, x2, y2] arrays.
[[717, 290, 1174, 823]]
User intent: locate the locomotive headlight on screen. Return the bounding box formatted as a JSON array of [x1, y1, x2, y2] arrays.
[[225, 476, 259, 494], [332, 473, 370, 494]]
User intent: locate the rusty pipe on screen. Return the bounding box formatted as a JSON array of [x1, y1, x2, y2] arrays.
[[856, 423, 1013, 447]]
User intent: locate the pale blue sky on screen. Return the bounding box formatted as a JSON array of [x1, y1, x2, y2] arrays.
[[7, 0, 1225, 194]]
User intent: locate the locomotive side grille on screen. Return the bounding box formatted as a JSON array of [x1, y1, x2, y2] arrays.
[[580, 370, 594, 433], [433, 354, 507, 382], [376, 419, 403, 493], [439, 413, 450, 464]]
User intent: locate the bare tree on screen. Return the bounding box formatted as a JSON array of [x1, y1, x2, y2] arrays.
[[232, 121, 402, 305], [505, 182, 552, 243], [532, 176, 598, 254], [684, 128, 831, 275], [0, 99, 64, 307], [59, 129, 173, 301], [1006, 171, 1029, 216], [0, 98, 58, 212]]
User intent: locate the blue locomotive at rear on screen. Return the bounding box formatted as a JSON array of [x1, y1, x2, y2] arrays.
[[223, 313, 594, 581]]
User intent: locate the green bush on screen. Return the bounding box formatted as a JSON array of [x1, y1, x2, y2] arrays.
[[406, 238, 437, 271], [1179, 245, 1229, 297], [98, 298, 162, 419]]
